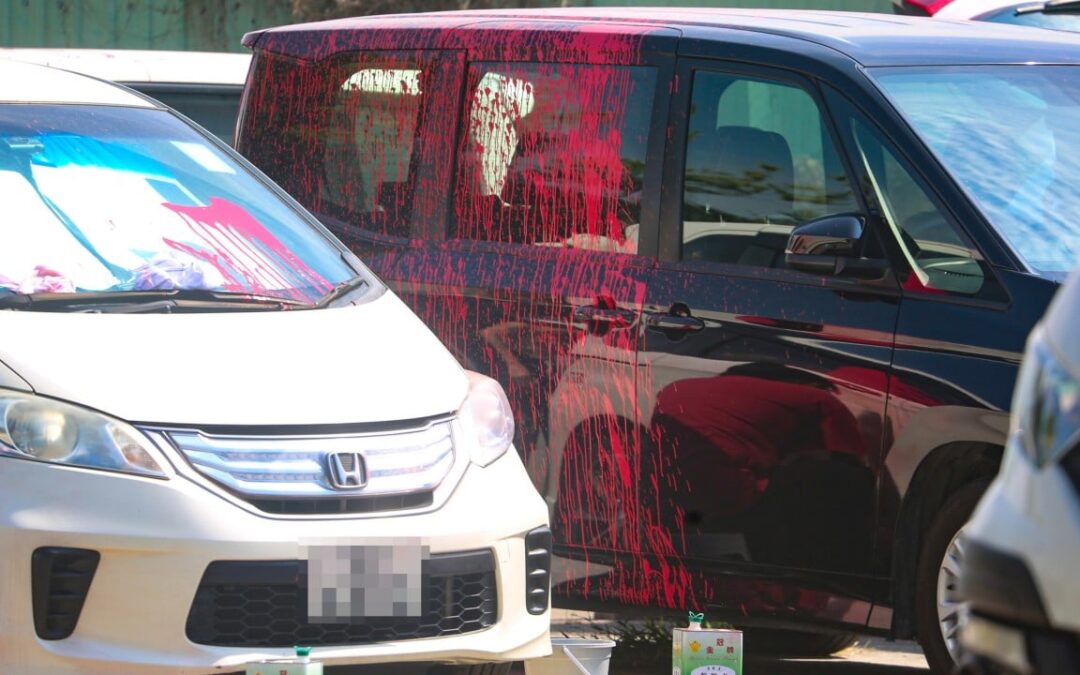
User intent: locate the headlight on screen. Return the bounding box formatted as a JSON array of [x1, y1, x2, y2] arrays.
[[458, 372, 515, 467], [1013, 334, 1080, 467], [0, 391, 167, 478]]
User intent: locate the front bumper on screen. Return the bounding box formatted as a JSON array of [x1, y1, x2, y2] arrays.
[[0, 448, 550, 674], [959, 440, 1080, 674]]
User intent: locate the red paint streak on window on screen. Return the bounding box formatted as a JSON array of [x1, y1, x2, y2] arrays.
[[163, 197, 331, 300]]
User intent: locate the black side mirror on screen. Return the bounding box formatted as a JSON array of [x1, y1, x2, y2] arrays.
[[785, 214, 887, 278]]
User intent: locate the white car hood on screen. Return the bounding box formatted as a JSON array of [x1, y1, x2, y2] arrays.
[[0, 291, 468, 426]]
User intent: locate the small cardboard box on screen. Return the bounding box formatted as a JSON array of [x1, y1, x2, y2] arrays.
[[672, 626, 743, 675]]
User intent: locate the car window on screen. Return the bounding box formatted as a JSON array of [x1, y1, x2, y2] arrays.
[[320, 67, 423, 233], [869, 66, 1080, 278], [681, 71, 858, 269], [978, 6, 1080, 33], [847, 114, 987, 295], [449, 62, 656, 255], [239, 53, 430, 243], [0, 104, 354, 302], [132, 86, 243, 146]]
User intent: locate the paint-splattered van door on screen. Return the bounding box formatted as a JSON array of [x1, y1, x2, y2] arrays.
[[392, 56, 666, 550], [630, 61, 901, 621]]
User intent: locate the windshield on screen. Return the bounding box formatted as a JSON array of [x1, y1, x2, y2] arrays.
[[979, 6, 1080, 33], [871, 66, 1080, 276], [0, 104, 354, 303]]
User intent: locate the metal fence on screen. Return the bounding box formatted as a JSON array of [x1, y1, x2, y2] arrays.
[[0, 0, 291, 52]]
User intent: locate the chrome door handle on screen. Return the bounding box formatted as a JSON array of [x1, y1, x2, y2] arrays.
[[645, 312, 705, 333], [573, 305, 635, 326]]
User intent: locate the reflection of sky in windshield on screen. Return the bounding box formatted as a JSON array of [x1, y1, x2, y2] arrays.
[[0, 106, 350, 299], [873, 66, 1080, 275]]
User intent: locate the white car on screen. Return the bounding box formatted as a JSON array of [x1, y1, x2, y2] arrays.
[[958, 268, 1080, 674], [896, 0, 1080, 32], [0, 49, 252, 144], [0, 60, 550, 674]]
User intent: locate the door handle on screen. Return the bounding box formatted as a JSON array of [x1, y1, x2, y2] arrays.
[[573, 305, 635, 326], [645, 312, 705, 333]]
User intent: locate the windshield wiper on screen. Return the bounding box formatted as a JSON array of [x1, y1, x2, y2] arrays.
[[0, 289, 312, 313], [315, 275, 370, 308], [1017, 0, 1080, 14]]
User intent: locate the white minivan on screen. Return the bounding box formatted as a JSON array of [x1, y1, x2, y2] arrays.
[[0, 60, 551, 674]]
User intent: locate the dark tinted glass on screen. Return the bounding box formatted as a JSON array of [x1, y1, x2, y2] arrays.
[[682, 71, 857, 268], [239, 53, 428, 242], [133, 87, 242, 146], [450, 62, 656, 255]]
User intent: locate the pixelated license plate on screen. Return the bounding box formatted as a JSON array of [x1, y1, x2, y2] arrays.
[[300, 538, 430, 621]]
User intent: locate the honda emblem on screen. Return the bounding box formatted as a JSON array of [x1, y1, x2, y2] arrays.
[[326, 452, 367, 490]]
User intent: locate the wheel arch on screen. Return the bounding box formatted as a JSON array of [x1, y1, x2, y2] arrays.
[[890, 439, 1002, 639]]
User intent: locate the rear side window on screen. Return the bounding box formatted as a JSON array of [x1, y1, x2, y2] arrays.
[[318, 65, 423, 234], [449, 63, 656, 255], [681, 71, 858, 269], [240, 52, 431, 241]]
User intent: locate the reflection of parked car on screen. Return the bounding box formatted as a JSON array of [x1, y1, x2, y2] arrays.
[[0, 49, 251, 144], [957, 268, 1080, 675], [896, 0, 1080, 33], [237, 9, 1080, 673], [0, 60, 550, 674]]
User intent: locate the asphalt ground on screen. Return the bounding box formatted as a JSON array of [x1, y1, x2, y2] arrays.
[[261, 610, 931, 674], [541, 609, 930, 675]]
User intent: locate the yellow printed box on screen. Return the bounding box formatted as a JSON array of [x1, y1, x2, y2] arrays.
[[672, 627, 743, 675]]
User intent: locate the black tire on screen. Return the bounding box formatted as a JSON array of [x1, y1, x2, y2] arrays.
[[744, 628, 859, 657], [914, 481, 988, 675], [427, 664, 512, 675]]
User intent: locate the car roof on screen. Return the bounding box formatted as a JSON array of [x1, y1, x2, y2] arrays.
[[249, 8, 1080, 67], [0, 59, 156, 107], [0, 49, 251, 86]]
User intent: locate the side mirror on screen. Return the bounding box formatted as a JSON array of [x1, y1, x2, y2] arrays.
[[785, 215, 887, 278]]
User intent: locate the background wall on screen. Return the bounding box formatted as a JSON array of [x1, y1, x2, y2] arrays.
[[0, 0, 895, 53], [0, 0, 291, 52]]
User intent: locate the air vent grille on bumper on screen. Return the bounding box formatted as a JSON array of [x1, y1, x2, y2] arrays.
[[525, 527, 552, 615], [32, 547, 100, 640], [185, 550, 496, 647]]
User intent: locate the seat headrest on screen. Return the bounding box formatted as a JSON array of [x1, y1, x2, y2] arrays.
[[685, 124, 795, 224]]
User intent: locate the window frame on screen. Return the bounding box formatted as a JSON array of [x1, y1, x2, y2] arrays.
[[658, 59, 892, 288]]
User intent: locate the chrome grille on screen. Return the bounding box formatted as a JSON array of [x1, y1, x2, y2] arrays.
[[161, 422, 455, 502]]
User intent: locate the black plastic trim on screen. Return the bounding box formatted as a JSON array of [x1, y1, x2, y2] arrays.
[[525, 527, 552, 615], [960, 538, 1049, 628], [31, 547, 100, 640], [187, 550, 497, 647]]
